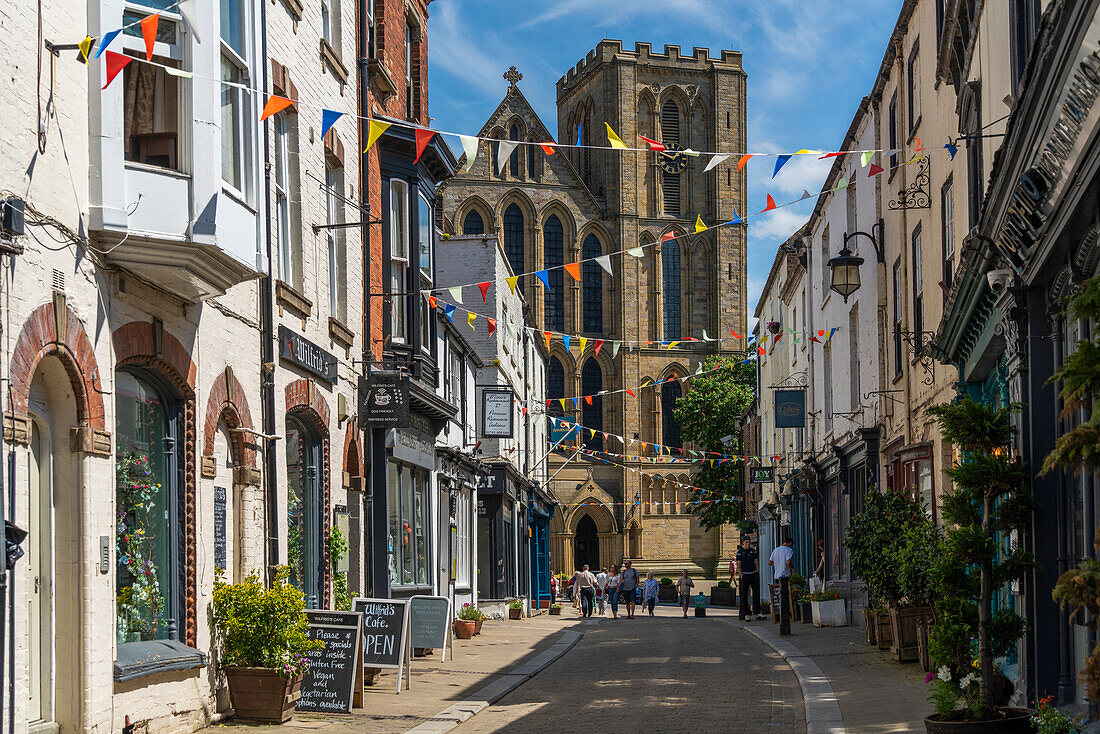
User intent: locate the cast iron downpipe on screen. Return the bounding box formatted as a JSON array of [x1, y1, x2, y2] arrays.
[[259, 0, 280, 582]]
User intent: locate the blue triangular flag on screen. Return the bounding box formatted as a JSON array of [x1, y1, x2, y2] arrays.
[[945, 142, 958, 161], [95, 29, 121, 59], [725, 209, 743, 225], [572, 397, 578, 409], [562, 335, 570, 351], [773, 155, 792, 178], [534, 269, 551, 290], [321, 109, 344, 139], [444, 304, 456, 323]]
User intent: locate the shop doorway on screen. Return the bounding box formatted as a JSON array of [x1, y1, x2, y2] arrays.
[[286, 414, 323, 607], [27, 414, 53, 725], [574, 514, 599, 571]]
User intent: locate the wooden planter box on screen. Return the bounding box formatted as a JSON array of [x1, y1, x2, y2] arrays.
[[916, 618, 932, 672], [863, 609, 877, 645], [658, 585, 677, 602], [225, 667, 301, 723], [508, 607, 522, 619], [889, 606, 933, 663], [711, 586, 736, 607], [549, 607, 562, 615], [875, 612, 894, 650], [811, 599, 847, 627]]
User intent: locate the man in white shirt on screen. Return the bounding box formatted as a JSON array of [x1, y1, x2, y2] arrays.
[[574, 565, 598, 618], [595, 568, 609, 616], [769, 537, 795, 635]]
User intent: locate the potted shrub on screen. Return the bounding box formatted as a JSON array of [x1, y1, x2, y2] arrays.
[[891, 515, 941, 663], [711, 580, 736, 607], [211, 568, 323, 723], [808, 584, 846, 627], [455, 603, 479, 639], [924, 398, 1035, 732], [658, 577, 677, 602], [549, 603, 562, 616], [508, 599, 524, 620]]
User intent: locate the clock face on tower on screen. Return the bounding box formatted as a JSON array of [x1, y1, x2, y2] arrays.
[[658, 143, 687, 174]]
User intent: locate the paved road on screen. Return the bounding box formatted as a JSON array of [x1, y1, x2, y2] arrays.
[[453, 607, 805, 733]]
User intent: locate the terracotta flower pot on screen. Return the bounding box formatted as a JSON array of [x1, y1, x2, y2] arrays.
[[454, 620, 476, 639], [473, 619, 484, 635], [923, 708, 1034, 734], [224, 667, 302, 723]]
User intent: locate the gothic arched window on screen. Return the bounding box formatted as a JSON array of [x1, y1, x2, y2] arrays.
[[661, 380, 681, 447], [544, 215, 564, 331], [509, 124, 521, 178], [503, 204, 524, 291], [547, 357, 565, 416], [581, 359, 603, 449], [462, 210, 484, 235], [582, 106, 592, 186], [662, 238, 681, 340], [582, 234, 602, 334]]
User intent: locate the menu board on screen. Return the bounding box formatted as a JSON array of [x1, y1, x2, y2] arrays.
[[409, 596, 450, 657], [213, 486, 227, 570], [353, 598, 408, 669], [297, 610, 362, 713]]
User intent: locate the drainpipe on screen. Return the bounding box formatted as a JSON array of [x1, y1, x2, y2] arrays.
[[356, 0, 374, 596], [259, 0, 280, 583]]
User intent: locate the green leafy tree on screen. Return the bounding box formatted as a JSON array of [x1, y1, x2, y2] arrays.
[[927, 397, 1034, 719], [843, 488, 924, 607], [672, 356, 755, 529]]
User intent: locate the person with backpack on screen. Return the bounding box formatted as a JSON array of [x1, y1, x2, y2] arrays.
[[619, 559, 641, 619]]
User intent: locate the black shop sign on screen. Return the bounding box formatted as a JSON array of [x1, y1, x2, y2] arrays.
[[358, 373, 410, 427], [279, 325, 338, 384], [296, 610, 363, 713], [750, 467, 775, 483]]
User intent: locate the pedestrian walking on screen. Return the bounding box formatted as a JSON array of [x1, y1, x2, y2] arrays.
[[735, 536, 763, 621], [811, 539, 826, 593], [595, 567, 609, 616], [620, 559, 641, 619], [728, 555, 737, 585], [675, 570, 695, 618], [770, 536, 795, 635], [643, 572, 660, 616], [607, 565, 621, 619], [574, 564, 598, 617]]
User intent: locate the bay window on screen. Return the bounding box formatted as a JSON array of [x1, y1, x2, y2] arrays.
[[389, 179, 409, 341], [220, 0, 249, 194], [121, 8, 183, 170]]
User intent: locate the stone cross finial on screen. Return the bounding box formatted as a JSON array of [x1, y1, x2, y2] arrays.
[[504, 66, 522, 88]]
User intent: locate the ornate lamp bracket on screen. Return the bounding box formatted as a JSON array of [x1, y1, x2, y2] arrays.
[[887, 156, 931, 210], [895, 326, 938, 385]]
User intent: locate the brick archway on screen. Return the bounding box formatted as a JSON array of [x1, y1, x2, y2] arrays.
[[202, 367, 258, 472], [285, 379, 332, 607], [113, 320, 199, 646], [9, 301, 107, 445]]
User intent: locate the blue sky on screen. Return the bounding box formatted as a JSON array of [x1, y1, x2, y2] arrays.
[[427, 0, 904, 318]]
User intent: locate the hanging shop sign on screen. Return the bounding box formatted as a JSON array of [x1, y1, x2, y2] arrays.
[[774, 389, 806, 428], [386, 427, 435, 470], [549, 416, 579, 443], [279, 325, 338, 384], [750, 467, 775, 483], [297, 610, 363, 713], [358, 373, 410, 427], [481, 389, 514, 438]]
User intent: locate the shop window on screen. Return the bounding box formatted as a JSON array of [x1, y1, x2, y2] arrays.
[[115, 370, 182, 643], [388, 462, 430, 587], [455, 491, 471, 588], [286, 415, 323, 606]]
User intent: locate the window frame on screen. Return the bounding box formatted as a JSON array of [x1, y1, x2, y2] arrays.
[[120, 6, 186, 172], [544, 215, 565, 332], [325, 166, 342, 319], [274, 113, 292, 284], [888, 91, 899, 170], [907, 39, 920, 135], [387, 461, 431, 589], [941, 176, 955, 298], [389, 178, 410, 343], [582, 234, 603, 334], [912, 224, 924, 351], [662, 238, 681, 340], [892, 257, 903, 377]]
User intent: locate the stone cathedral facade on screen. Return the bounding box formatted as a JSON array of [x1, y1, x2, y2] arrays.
[[439, 41, 748, 576]]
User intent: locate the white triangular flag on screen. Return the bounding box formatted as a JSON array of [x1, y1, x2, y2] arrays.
[[496, 140, 518, 173], [595, 254, 612, 274], [704, 153, 730, 172], [459, 135, 479, 173], [178, 0, 201, 43], [612, 341, 621, 359], [448, 286, 463, 303]]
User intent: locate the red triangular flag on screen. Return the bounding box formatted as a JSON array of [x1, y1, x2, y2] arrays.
[[487, 318, 497, 336], [868, 163, 885, 177], [585, 396, 593, 405], [639, 135, 665, 151], [102, 51, 132, 90], [660, 232, 677, 243], [261, 95, 294, 121], [811, 336, 822, 343], [758, 346, 767, 355], [414, 129, 436, 164], [539, 142, 555, 155], [626, 389, 636, 397], [428, 295, 438, 309], [477, 282, 491, 302], [732, 331, 743, 339], [594, 339, 603, 356], [522, 406, 527, 416], [141, 14, 159, 60], [764, 194, 777, 211], [818, 329, 825, 336], [819, 152, 844, 159]]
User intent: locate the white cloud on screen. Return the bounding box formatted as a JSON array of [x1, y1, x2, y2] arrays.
[[748, 207, 808, 243]]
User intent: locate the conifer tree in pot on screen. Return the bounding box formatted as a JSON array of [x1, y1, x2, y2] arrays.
[[212, 567, 324, 723], [924, 398, 1034, 733]]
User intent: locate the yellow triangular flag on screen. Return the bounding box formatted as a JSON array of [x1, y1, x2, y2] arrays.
[[579, 337, 588, 352], [505, 275, 519, 294], [589, 429, 596, 438], [364, 120, 391, 152], [78, 35, 94, 63], [467, 312, 476, 330], [605, 122, 627, 150], [694, 215, 707, 233], [559, 399, 567, 411]]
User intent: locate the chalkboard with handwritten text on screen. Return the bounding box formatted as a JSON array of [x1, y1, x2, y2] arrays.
[[296, 610, 362, 712]]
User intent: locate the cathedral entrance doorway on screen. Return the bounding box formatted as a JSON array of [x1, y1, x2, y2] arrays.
[[574, 514, 599, 571]]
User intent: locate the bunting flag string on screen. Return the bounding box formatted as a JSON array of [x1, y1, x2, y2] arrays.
[[548, 417, 762, 462]]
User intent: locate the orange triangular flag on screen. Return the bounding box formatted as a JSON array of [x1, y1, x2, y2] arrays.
[[564, 262, 581, 281], [261, 95, 294, 121], [428, 295, 437, 309], [738, 154, 753, 171], [477, 282, 491, 302], [764, 194, 777, 211], [141, 14, 159, 60], [660, 232, 677, 243], [102, 51, 132, 90], [539, 142, 555, 155], [544, 331, 552, 350], [414, 129, 436, 164], [585, 396, 593, 405]]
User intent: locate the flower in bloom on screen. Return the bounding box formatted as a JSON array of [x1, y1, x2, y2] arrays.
[[960, 673, 979, 688], [925, 672, 934, 683]]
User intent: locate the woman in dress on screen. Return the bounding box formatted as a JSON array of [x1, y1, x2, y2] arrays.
[[643, 572, 661, 616], [607, 565, 622, 619]]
